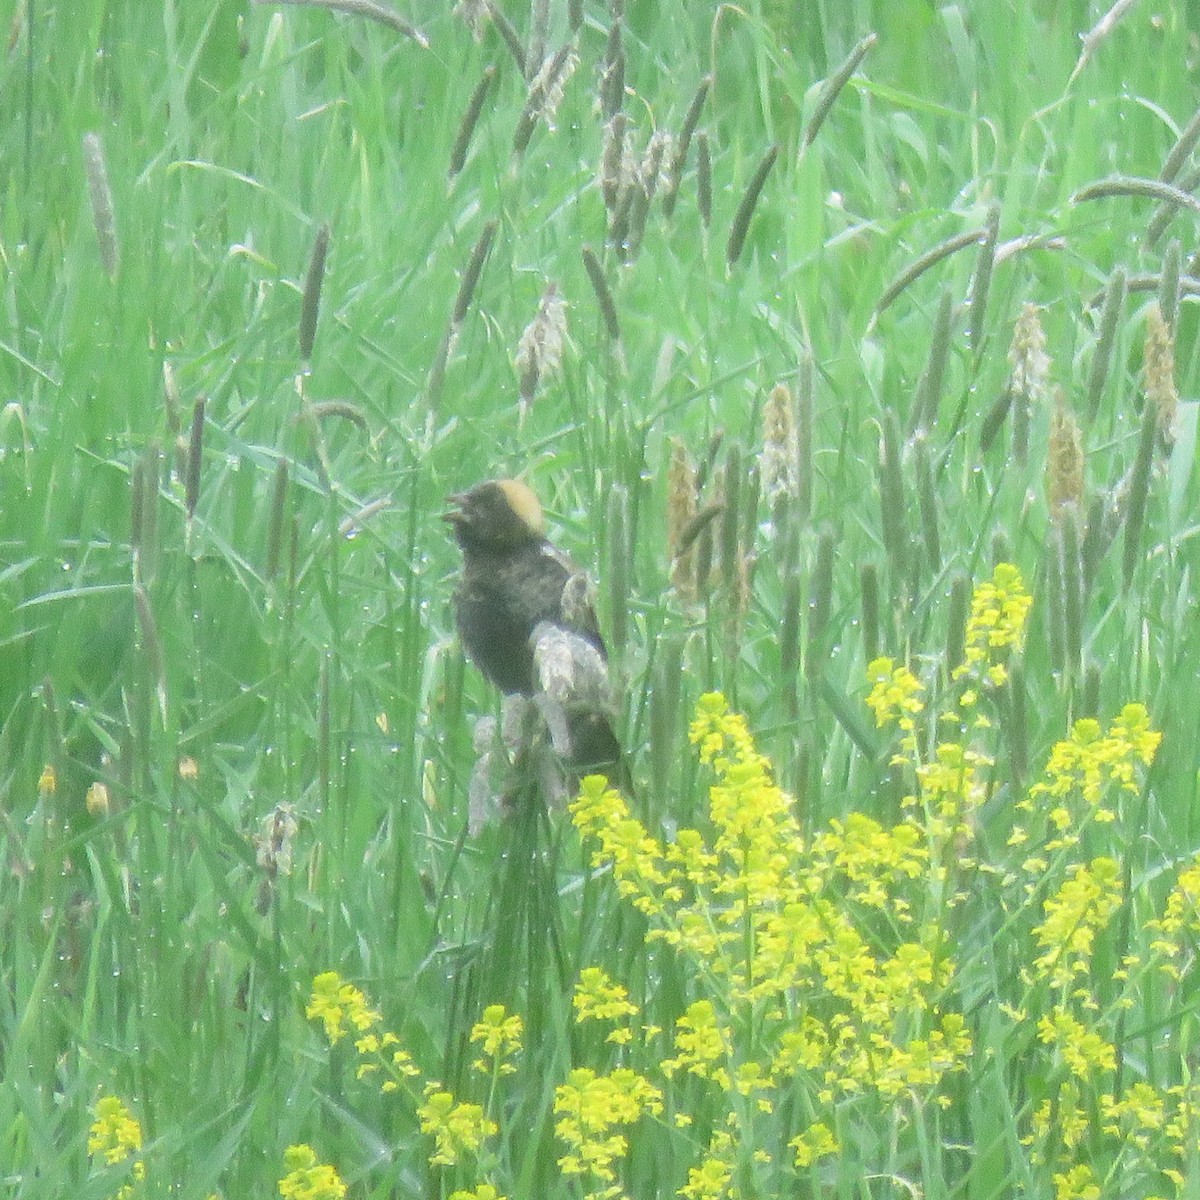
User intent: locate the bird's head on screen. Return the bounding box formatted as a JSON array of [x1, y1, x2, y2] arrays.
[[443, 478, 547, 551]]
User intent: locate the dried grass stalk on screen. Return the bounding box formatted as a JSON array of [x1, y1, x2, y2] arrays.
[[82, 132, 118, 277], [1143, 302, 1178, 450], [1046, 396, 1084, 520]]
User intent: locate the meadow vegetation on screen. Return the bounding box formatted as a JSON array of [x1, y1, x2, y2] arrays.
[[3, 1, 1200, 1197]]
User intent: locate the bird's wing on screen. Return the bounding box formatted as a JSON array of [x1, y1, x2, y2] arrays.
[[538, 543, 605, 648]]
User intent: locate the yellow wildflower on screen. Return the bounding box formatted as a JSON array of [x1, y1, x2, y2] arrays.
[[573, 966, 639, 1024], [470, 1004, 523, 1073], [865, 657, 925, 731], [953, 563, 1032, 683], [1036, 1005, 1116, 1077], [660, 1000, 731, 1086], [554, 1067, 663, 1183], [1052, 1163, 1100, 1200], [88, 1095, 142, 1166], [305, 971, 381, 1045], [417, 1084, 497, 1166], [790, 1121, 838, 1167], [1032, 858, 1123, 989], [278, 1144, 346, 1200]]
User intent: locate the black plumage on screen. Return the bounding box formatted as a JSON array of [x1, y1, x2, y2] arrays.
[[445, 479, 624, 781]]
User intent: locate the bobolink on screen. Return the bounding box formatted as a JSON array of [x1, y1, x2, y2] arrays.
[[444, 478, 624, 782]]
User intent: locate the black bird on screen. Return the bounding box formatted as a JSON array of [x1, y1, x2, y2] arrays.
[[444, 478, 625, 783]]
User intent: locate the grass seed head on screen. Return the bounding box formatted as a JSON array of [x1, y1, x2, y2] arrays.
[[1047, 393, 1085, 520], [1143, 302, 1178, 449]]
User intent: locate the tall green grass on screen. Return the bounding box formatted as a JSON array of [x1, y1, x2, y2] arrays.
[[2, 0, 1200, 1196]]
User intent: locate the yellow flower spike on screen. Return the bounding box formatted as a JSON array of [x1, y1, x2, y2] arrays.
[[1052, 1163, 1101, 1200], [305, 971, 381, 1045], [1036, 1005, 1116, 1078], [278, 1144, 347, 1200], [573, 967, 639, 1024], [865, 657, 925, 730], [553, 1067, 662, 1183], [88, 1094, 142, 1167], [953, 563, 1032, 681], [469, 1004, 523, 1070], [417, 1084, 498, 1167], [1031, 706, 1161, 814], [1032, 858, 1123, 989], [660, 1000, 731, 1085], [790, 1121, 838, 1168]]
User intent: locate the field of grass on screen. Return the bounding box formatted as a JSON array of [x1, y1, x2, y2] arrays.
[[3, 0, 1200, 1196]]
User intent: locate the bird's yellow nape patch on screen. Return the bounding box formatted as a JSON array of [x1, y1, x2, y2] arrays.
[[497, 479, 547, 536]]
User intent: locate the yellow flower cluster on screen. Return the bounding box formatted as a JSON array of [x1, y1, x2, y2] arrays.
[[1147, 857, 1200, 977], [88, 1095, 143, 1166], [1036, 1005, 1117, 1077], [660, 1000, 731, 1085], [554, 1066, 663, 1184], [1027, 704, 1161, 832], [305, 971, 381, 1045], [865, 656, 924, 741], [570, 692, 974, 1190], [278, 1144, 346, 1200], [305, 971, 419, 1091], [304, 973, 516, 1186], [88, 1094, 146, 1199], [1031, 857, 1123, 990], [417, 1085, 499, 1166], [573, 966, 639, 1044], [470, 1004, 524, 1075], [448, 1186, 507, 1200], [953, 561, 1033, 687]]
